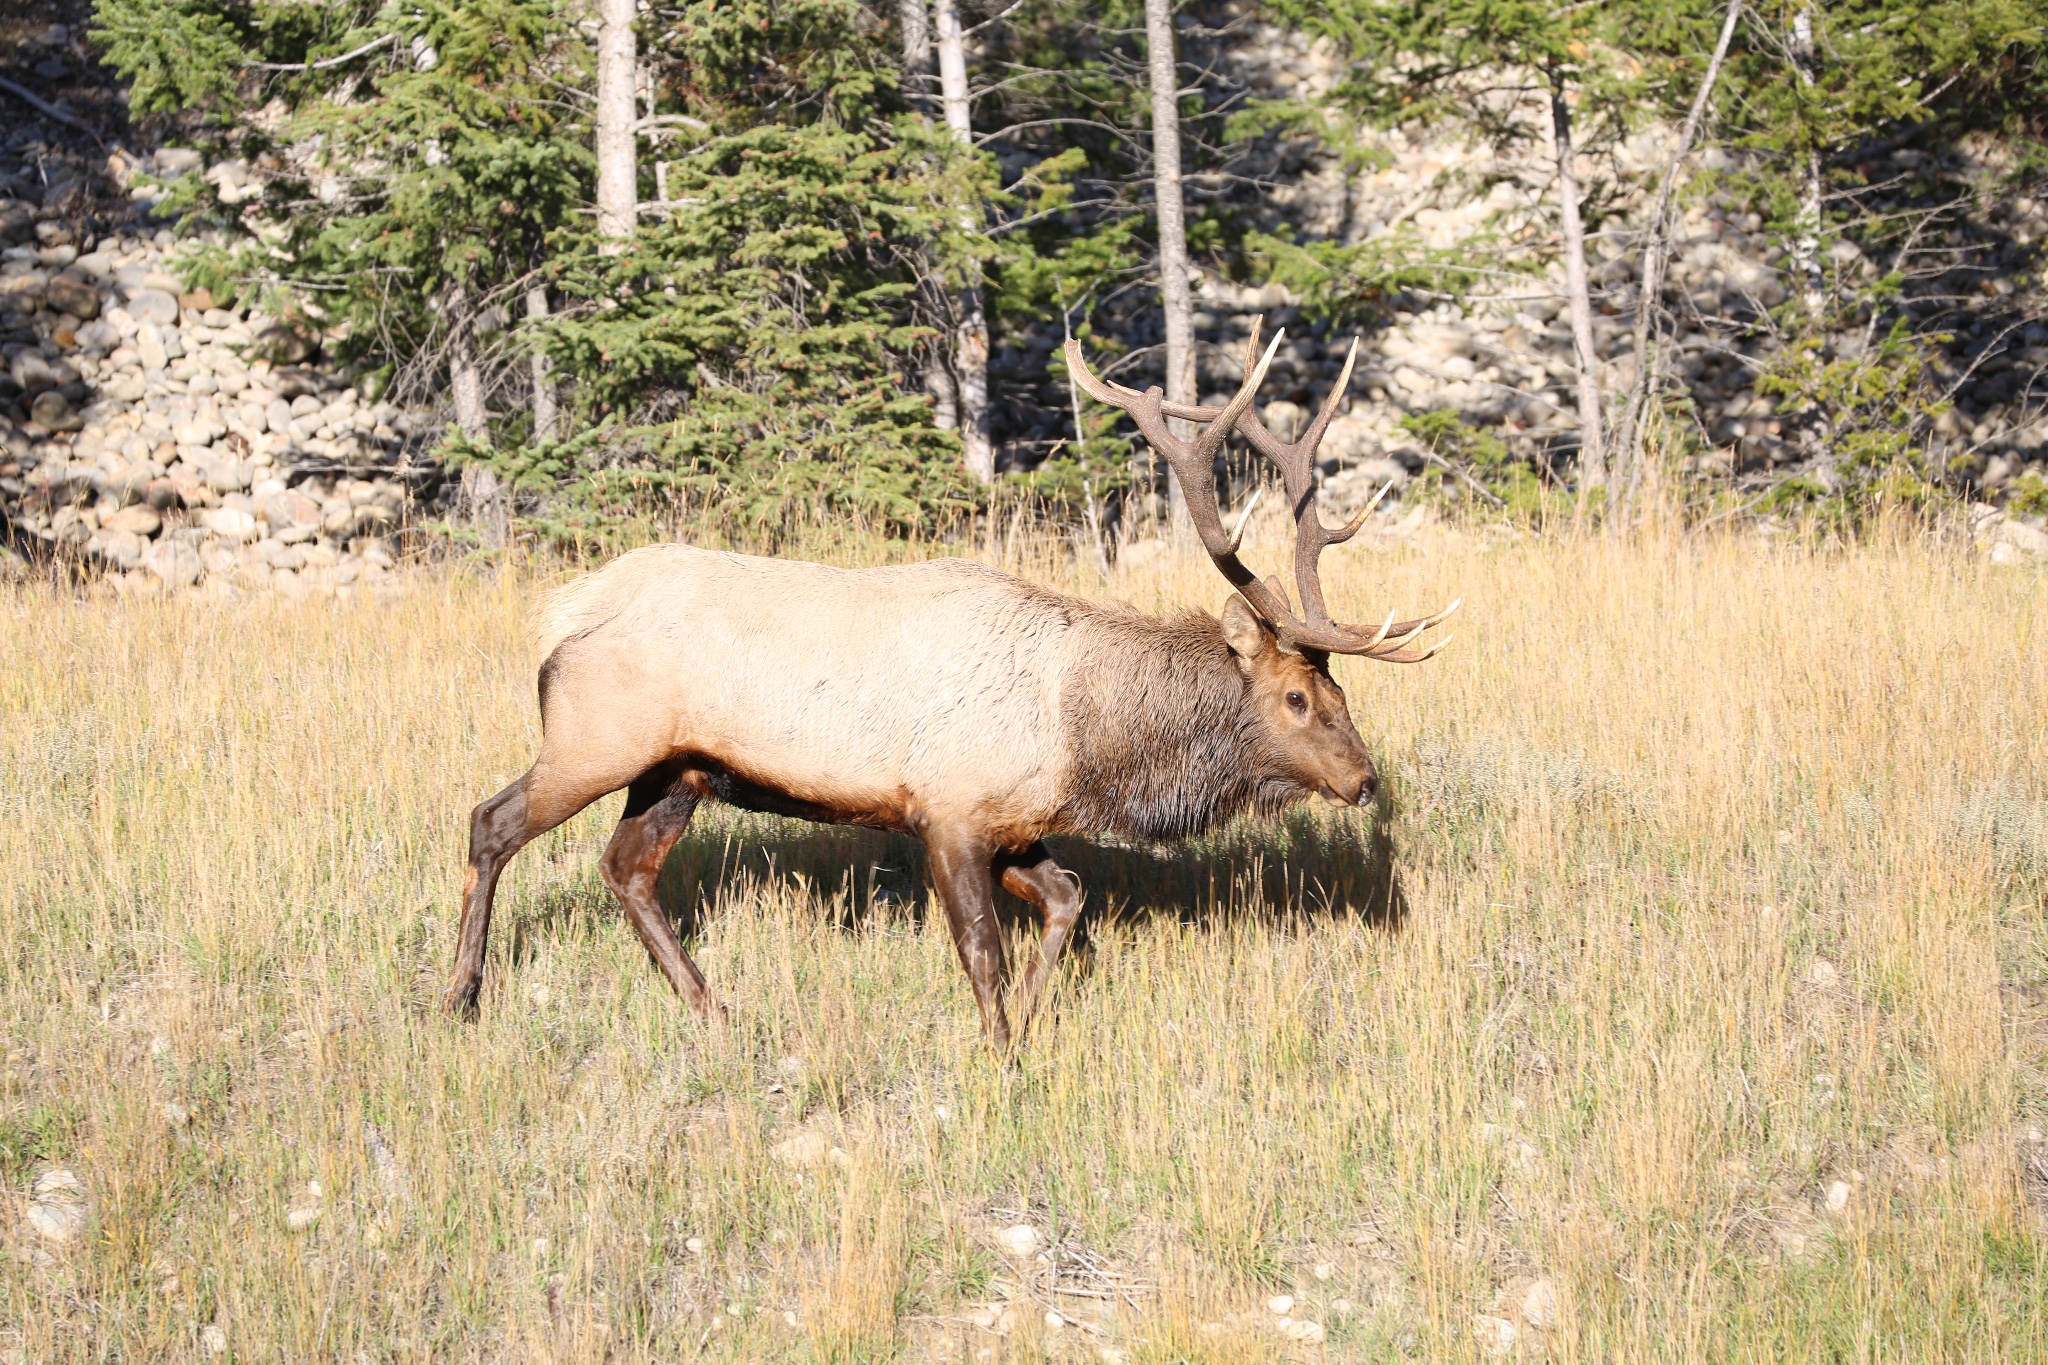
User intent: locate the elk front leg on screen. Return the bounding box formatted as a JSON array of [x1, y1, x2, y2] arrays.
[[925, 827, 1011, 1051], [599, 773, 719, 1018], [997, 843, 1084, 1035]]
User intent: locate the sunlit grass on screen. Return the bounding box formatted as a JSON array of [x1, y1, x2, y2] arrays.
[[1, 519, 2044, 1361]]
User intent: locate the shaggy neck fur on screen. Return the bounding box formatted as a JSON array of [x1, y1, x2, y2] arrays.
[[1055, 608, 1308, 841]]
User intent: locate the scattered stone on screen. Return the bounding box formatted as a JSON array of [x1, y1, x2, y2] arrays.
[[143, 537, 203, 589], [23, 1168, 88, 1246], [126, 288, 180, 327], [1473, 1313, 1518, 1356], [105, 504, 162, 537], [1515, 1275, 1558, 1331], [1266, 1294, 1295, 1316], [995, 1223, 1043, 1258], [161, 1100, 192, 1129], [1277, 1318, 1325, 1343], [1826, 1179, 1852, 1213], [1807, 959, 1839, 988], [45, 273, 99, 319], [199, 1322, 228, 1356], [770, 1130, 830, 1169]]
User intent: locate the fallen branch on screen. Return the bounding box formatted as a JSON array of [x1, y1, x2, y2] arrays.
[[0, 76, 103, 143], [1424, 451, 1508, 507], [242, 32, 396, 72]]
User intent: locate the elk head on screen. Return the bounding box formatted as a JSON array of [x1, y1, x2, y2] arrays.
[[1064, 320, 1459, 806]]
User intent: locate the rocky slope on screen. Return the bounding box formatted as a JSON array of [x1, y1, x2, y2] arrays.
[[4, 11, 2044, 588], [0, 20, 442, 593]]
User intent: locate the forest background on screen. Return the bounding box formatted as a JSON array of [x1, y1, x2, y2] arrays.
[[74, 0, 2048, 547]]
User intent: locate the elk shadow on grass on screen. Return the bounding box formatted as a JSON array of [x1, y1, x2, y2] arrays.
[[648, 787, 1410, 956]]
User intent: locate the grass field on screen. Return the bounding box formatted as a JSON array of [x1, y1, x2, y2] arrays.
[[2, 519, 2045, 1362]]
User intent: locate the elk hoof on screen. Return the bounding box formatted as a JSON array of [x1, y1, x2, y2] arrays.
[[440, 980, 481, 1019]]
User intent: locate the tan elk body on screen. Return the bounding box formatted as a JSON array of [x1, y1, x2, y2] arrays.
[[446, 320, 1456, 1047]]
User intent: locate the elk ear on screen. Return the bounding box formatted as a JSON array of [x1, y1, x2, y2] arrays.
[[1220, 593, 1274, 660]]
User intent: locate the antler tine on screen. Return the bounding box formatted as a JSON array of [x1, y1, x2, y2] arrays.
[[1223, 486, 1263, 554], [1067, 317, 1461, 665], [1062, 321, 1288, 615]]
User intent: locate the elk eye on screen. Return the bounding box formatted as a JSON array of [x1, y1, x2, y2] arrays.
[[1285, 690, 1308, 713]]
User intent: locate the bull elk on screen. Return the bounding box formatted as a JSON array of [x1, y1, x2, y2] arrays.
[[445, 318, 1457, 1049]]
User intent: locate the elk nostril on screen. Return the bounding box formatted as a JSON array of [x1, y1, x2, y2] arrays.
[[1359, 771, 1378, 803]]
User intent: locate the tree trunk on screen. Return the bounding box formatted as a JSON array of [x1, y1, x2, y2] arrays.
[[1790, 8, 1824, 314], [595, 0, 637, 250], [449, 285, 487, 441], [1145, 0, 1196, 539], [1613, 0, 1743, 522], [932, 0, 995, 485], [900, 0, 931, 114], [448, 284, 505, 546], [526, 285, 557, 443], [1549, 70, 1606, 494], [925, 344, 959, 431]]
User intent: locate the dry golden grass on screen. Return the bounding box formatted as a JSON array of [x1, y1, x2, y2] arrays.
[[1, 519, 2044, 1362]]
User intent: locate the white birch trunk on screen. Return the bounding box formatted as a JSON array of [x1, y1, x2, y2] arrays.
[[901, 0, 931, 113], [933, 0, 994, 484], [448, 284, 505, 545], [1791, 8, 1824, 314], [526, 285, 557, 443], [595, 0, 637, 250], [1549, 74, 1606, 492], [1614, 0, 1743, 517], [1146, 0, 1196, 539]]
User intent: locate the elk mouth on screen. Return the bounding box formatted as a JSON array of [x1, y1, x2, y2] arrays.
[[1319, 782, 1360, 807]]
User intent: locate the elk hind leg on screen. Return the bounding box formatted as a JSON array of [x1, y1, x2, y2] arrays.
[[445, 768, 598, 1016], [998, 842, 1084, 1034], [446, 736, 647, 1015], [599, 772, 718, 1017]]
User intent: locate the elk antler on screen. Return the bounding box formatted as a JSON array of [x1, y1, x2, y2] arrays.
[[1064, 319, 1459, 662]]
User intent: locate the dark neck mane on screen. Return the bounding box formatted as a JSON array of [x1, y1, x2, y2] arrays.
[[1055, 608, 1306, 841]]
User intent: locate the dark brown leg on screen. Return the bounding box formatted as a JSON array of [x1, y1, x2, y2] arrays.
[[599, 773, 718, 1017], [925, 827, 1011, 1051], [445, 775, 561, 1015], [997, 842, 1085, 1035]]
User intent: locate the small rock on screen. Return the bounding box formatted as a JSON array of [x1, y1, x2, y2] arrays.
[[199, 1322, 228, 1356], [203, 506, 258, 542], [30, 390, 78, 432], [1807, 959, 1839, 988], [286, 1205, 321, 1233], [105, 504, 162, 536], [94, 528, 145, 570], [770, 1131, 830, 1169], [1278, 1318, 1325, 1343], [23, 1168, 88, 1246], [157, 148, 205, 177], [45, 274, 100, 319], [1267, 1294, 1295, 1316], [995, 1223, 1042, 1258], [1516, 1275, 1558, 1330], [1826, 1180, 1851, 1213], [1044, 1310, 1064, 1329], [142, 537, 203, 589], [1473, 1313, 1518, 1356], [127, 288, 180, 327], [684, 1235, 705, 1254], [1313, 1261, 1336, 1280], [1330, 1298, 1355, 1316], [161, 1100, 191, 1129]]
